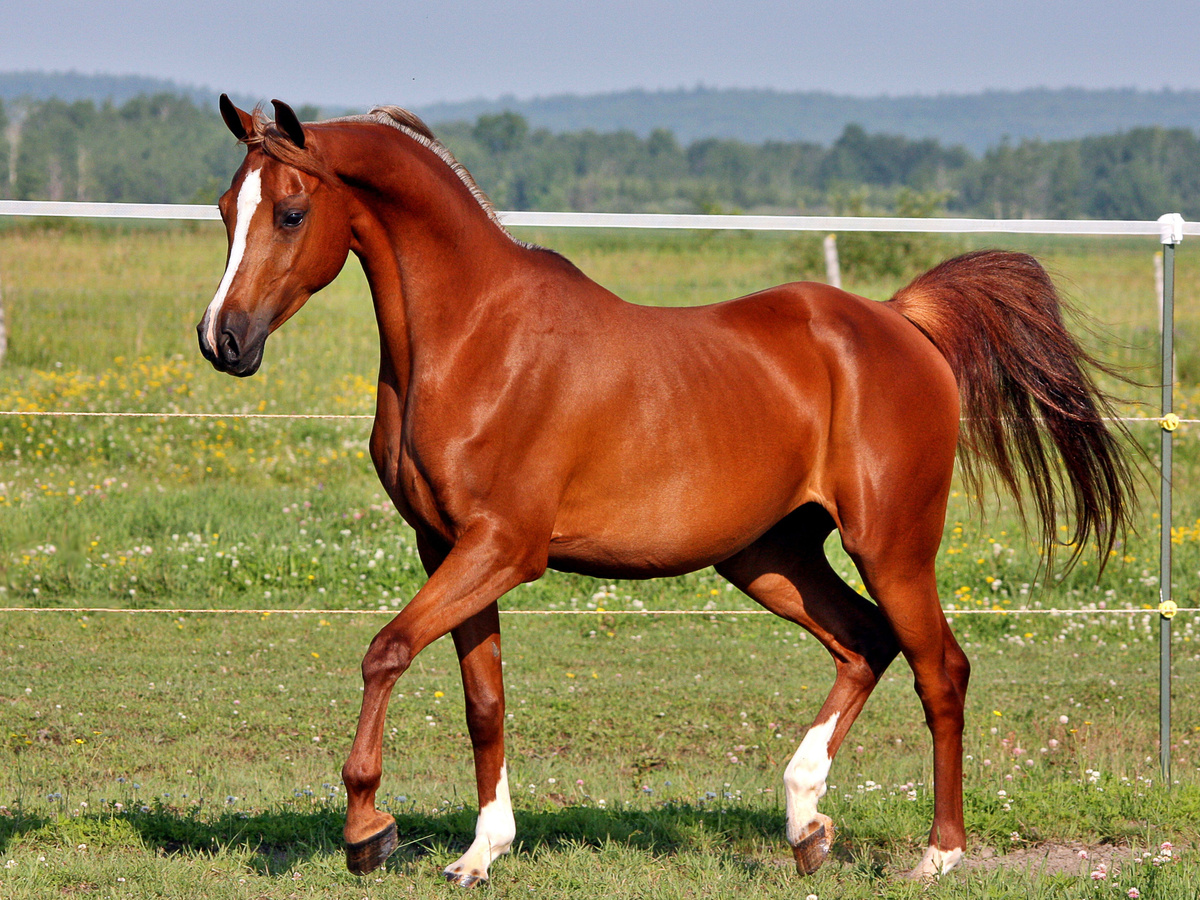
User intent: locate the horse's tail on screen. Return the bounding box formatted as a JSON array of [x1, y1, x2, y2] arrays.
[[886, 249, 1134, 569]]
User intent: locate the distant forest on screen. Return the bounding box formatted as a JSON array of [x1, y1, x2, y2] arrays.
[[417, 85, 1200, 153], [2, 92, 1200, 221]]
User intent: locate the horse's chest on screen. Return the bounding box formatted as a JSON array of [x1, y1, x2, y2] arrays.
[[373, 440, 454, 543]]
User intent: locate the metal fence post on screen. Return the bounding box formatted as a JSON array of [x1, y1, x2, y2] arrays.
[[1157, 213, 1184, 784]]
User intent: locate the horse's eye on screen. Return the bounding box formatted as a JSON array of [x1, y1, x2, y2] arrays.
[[282, 210, 306, 228]]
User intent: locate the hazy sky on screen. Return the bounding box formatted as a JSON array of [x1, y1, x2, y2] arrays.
[[5, 1, 1199, 108]]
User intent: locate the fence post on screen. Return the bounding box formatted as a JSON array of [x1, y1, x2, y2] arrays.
[[1157, 213, 1183, 784], [823, 234, 841, 289], [0, 270, 6, 366]]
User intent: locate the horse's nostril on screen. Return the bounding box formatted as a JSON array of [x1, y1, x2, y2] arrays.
[[219, 330, 240, 364]]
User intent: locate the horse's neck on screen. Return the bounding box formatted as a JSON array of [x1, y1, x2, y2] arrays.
[[368, 206, 530, 376], [333, 125, 545, 387], [352, 228, 410, 391]]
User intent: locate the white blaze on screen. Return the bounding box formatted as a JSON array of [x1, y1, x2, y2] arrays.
[[202, 167, 263, 352], [443, 761, 515, 882], [784, 713, 839, 845]]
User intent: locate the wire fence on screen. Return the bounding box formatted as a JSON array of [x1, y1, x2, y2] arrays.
[[0, 203, 1190, 624], [0, 401, 1187, 622], [0, 410, 375, 419], [0, 409, 1193, 425], [0, 605, 1195, 617], [0, 201, 1192, 773]]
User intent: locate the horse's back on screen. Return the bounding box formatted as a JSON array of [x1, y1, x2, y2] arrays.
[[686, 280, 960, 450]]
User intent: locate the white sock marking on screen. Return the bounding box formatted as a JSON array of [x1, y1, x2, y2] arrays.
[[784, 713, 839, 845], [444, 761, 515, 881], [202, 167, 263, 352], [913, 844, 964, 876]]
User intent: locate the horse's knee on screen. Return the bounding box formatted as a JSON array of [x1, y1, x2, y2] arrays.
[[361, 632, 412, 687], [342, 756, 379, 795]]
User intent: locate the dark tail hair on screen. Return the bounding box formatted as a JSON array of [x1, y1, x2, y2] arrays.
[[887, 250, 1134, 569]]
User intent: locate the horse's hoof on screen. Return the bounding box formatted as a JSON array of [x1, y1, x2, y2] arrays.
[[345, 821, 398, 875], [443, 867, 487, 888], [792, 814, 835, 875]]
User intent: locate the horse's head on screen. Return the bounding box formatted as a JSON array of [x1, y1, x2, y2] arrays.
[[198, 96, 353, 376]]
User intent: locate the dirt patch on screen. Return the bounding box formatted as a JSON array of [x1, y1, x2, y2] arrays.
[[963, 841, 1138, 877]]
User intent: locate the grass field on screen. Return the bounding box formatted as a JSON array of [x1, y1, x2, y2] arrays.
[[2, 611, 1199, 898], [1, 220, 1199, 897]]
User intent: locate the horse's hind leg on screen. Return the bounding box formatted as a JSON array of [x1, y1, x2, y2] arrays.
[[851, 548, 970, 878], [443, 602, 515, 887], [715, 505, 899, 875]]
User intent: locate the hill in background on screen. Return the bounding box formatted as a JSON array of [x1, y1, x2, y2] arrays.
[[4, 72, 1200, 153], [0, 71, 259, 117], [417, 86, 1200, 153], [3, 72, 1200, 222]]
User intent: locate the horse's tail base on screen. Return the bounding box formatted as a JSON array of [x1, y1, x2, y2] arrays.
[[887, 249, 1135, 571]]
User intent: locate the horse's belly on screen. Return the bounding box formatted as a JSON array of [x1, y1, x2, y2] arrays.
[[546, 479, 814, 579], [546, 540, 742, 579], [546, 522, 777, 578]]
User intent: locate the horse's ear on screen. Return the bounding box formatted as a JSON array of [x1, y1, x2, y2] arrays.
[[271, 99, 306, 149], [219, 94, 254, 142]]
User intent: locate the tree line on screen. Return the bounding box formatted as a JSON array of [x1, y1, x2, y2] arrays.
[[3, 93, 1200, 221]]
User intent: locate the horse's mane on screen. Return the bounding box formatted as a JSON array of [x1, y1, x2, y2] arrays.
[[243, 105, 529, 247]]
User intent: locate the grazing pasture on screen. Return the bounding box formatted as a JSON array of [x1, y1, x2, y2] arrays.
[[0, 221, 1198, 897]]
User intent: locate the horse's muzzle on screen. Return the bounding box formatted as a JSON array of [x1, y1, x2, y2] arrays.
[[197, 317, 266, 378]]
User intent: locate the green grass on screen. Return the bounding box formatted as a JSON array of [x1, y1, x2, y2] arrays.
[[1, 613, 1198, 898], [1, 220, 1199, 897]]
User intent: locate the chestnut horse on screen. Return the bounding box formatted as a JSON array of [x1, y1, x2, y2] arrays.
[[199, 97, 1132, 883]]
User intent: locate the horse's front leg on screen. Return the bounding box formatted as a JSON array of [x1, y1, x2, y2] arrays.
[[442, 602, 513, 886], [341, 532, 537, 876]]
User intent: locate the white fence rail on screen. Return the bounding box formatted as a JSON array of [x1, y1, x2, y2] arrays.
[[2, 199, 1199, 239]]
